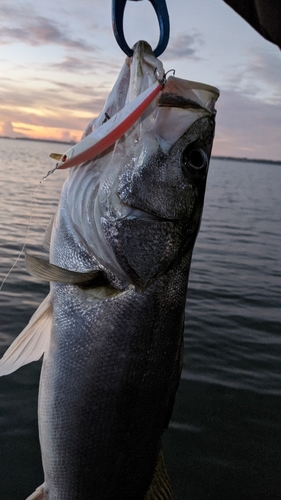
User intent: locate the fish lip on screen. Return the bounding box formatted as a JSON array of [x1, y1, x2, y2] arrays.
[[115, 204, 178, 223], [124, 213, 174, 222]]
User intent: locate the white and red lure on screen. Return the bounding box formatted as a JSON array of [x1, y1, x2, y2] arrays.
[[52, 80, 164, 170]]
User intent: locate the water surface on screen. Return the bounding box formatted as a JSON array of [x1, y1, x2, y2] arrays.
[[0, 138, 280, 499]]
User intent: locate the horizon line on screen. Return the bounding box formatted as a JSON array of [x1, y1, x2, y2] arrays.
[[0, 135, 280, 165]]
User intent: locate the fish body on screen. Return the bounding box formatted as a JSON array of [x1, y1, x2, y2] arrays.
[[0, 42, 219, 499], [40, 264, 187, 499]]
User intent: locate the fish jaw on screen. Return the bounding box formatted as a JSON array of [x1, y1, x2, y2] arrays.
[[99, 115, 215, 289]]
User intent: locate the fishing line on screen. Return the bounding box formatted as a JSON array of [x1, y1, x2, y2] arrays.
[[0, 164, 59, 292]]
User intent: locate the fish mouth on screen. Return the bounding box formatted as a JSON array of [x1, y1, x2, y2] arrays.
[[115, 204, 177, 223]]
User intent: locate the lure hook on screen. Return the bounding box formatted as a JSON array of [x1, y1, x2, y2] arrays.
[[112, 0, 170, 57]]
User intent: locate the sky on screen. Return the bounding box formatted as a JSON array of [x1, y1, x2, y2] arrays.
[[0, 0, 280, 160]]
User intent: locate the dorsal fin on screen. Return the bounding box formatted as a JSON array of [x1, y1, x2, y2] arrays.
[[25, 252, 110, 288]]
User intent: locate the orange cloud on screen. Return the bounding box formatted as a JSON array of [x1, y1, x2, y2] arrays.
[[0, 121, 82, 143]]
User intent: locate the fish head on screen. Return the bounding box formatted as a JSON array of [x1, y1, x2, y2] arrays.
[[100, 115, 216, 289], [116, 109, 215, 221], [62, 42, 219, 290], [97, 46, 219, 288]]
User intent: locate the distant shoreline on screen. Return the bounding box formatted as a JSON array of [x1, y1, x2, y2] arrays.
[[0, 135, 74, 146], [1, 136, 280, 165], [211, 156, 281, 166]]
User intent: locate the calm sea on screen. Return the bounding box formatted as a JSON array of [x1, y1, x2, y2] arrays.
[[0, 138, 280, 500]]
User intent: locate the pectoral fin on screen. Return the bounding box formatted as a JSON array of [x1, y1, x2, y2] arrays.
[[0, 294, 52, 376], [25, 484, 45, 500], [25, 252, 109, 288], [145, 450, 173, 500]]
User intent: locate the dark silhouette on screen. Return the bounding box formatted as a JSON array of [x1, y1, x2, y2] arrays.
[[224, 0, 281, 49]]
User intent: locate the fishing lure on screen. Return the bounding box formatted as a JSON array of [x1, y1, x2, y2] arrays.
[[50, 79, 164, 170]]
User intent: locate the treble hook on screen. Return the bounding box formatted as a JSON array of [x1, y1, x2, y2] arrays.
[[112, 0, 170, 57]]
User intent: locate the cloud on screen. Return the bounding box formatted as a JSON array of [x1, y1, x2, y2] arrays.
[[2, 121, 15, 136], [50, 56, 96, 73], [0, 76, 110, 134], [213, 89, 281, 160], [60, 130, 77, 143], [1, 121, 26, 138], [0, 5, 94, 51], [246, 50, 281, 97], [48, 81, 110, 113], [1, 72, 280, 160], [48, 56, 122, 75], [223, 48, 281, 103], [163, 33, 203, 60]]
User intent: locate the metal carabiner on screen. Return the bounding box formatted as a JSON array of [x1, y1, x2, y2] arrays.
[[112, 0, 170, 57]]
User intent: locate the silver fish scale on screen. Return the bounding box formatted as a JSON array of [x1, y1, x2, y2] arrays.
[[39, 253, 191, 499], [51, 205, 100, 274], [39, 112, 215, 498]]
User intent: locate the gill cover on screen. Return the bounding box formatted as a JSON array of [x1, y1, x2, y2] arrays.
[[57, 42, 219, 290]]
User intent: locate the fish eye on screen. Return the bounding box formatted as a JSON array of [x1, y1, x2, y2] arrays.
[[181, 146, 208, 180]]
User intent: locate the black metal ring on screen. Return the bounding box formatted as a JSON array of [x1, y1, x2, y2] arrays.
[[112, 0, 170, 57]]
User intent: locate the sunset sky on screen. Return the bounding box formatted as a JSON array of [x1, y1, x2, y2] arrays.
[[1, 0, 280, 160]]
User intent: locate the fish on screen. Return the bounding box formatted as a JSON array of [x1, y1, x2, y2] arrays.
[[0, 41, 219, 499]]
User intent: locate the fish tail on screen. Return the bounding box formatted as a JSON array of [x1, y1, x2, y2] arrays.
[[145, 449, 174, 500]]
